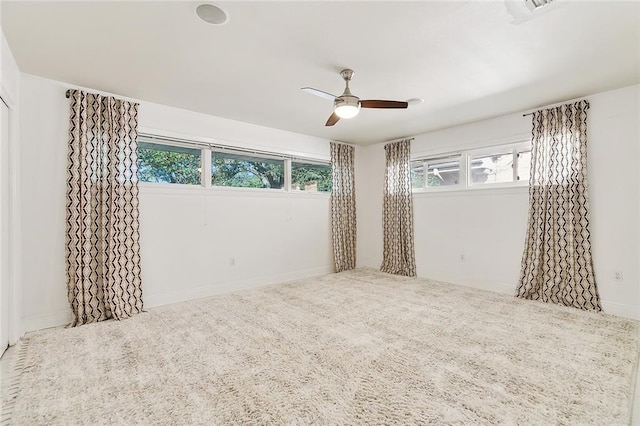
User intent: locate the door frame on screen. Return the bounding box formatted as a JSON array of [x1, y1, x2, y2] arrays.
[[0, 82, 22, 347]]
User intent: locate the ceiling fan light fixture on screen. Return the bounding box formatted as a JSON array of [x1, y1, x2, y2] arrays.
[[334, 104, 360, 119], [334, 96, 360, 119]]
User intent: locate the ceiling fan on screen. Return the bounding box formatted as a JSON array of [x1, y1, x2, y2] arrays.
[[302, 69, 409, 127]]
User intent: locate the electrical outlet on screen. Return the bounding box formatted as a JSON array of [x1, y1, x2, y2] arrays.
[[614, 272, 623, 282]]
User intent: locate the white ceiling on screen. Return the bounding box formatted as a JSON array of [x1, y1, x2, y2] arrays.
[[2, 1, 639, 145]]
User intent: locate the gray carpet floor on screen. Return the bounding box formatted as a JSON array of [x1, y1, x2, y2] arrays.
[[3, 269, 639, 425]]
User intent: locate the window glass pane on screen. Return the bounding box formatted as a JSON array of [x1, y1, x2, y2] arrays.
[[138, 142, 201, 185], [410, 161, 425, 189], [211, 151, 284, 189], [291, 162, 331, 192], [517, 150, 531, 182], [426, 155, 460, 187], [470, 152, 513, 184]]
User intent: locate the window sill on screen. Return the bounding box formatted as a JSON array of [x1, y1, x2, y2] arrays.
[[412, 183, 529, 197], [139, 182, 331, 199]]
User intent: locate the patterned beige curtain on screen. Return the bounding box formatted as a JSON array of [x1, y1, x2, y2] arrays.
[[380, 139, 416, 277], [330, 142, 356, 272], [517, 100, 601, 311], [66, 90, 144, 326]]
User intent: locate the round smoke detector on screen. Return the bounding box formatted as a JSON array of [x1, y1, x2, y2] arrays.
[[196, 4, 228, 25]]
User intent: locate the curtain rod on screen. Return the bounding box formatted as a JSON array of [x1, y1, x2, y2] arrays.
[[330, 140, 357, 148], [384, 137, 415, 144], [522, 96, 589, 117]]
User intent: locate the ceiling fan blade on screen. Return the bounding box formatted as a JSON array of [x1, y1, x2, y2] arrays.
[[361, 100, 409, 109], [325, 112, 340, 126], [302, 87, 337, 101]]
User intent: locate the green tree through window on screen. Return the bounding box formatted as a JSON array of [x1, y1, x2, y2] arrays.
[[211, 152, 284, 189], [138, 139, 332, 192], [138, 142, 200, 185], [292, 162, 331, 192]]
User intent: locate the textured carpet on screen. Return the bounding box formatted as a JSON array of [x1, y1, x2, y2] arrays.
[[3, 269, 639, 425]]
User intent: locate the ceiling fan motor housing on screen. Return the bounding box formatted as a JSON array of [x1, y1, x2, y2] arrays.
[[334, 95, 359, 109]]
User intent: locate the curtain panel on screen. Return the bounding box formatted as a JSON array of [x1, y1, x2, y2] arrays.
[[330, 142, 357, 272], [517, 100, 601, 311], [380, 139, 416, 277], [66, 90, 144, 326]]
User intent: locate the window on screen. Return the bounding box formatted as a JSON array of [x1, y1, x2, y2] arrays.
[[411, 154, 461, 189], [291, 161, 332, 192], [138, 141, 201, 185], [211, 151, 284, 189], [411, 141, 530, 192], [469, 152, 513, 184], [468, 144, 531, 187], [137, 134, 330, 193]]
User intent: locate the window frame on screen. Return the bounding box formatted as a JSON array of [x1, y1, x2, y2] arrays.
[[137, 133, 331, 194], [290, 159, 333, 193], [137, 139, 204, 187], [411, 140, 531, 193], [467, 141, 531, 189], [411, 153, 464, 191], [210, 148, 287, 190]]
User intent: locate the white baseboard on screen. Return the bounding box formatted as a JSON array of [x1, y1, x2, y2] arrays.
[[20, 266, 334, 333], [601, 300, 640, 321], [458, 280, 515, 296], [420, 278, 640, 321], [23, 310, 72, 333], [423, 276, 515, 297], [356, 259, 380, 269], [144, 265, 334, 309], [23, 268, 635, 332]]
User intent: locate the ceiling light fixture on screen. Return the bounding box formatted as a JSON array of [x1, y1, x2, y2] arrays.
[[334, 96, 360, 119], [196, 4, 228, 25]]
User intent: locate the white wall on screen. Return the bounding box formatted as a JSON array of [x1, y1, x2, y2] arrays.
[[357, 85, 640, 320], [0, 25, 22, 343], [19, 73, 333, 331], [355, 144, 384, 268], [588, 86, 639, 319], [15, 71, 640, 330], [0, 29, 19, 103]]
